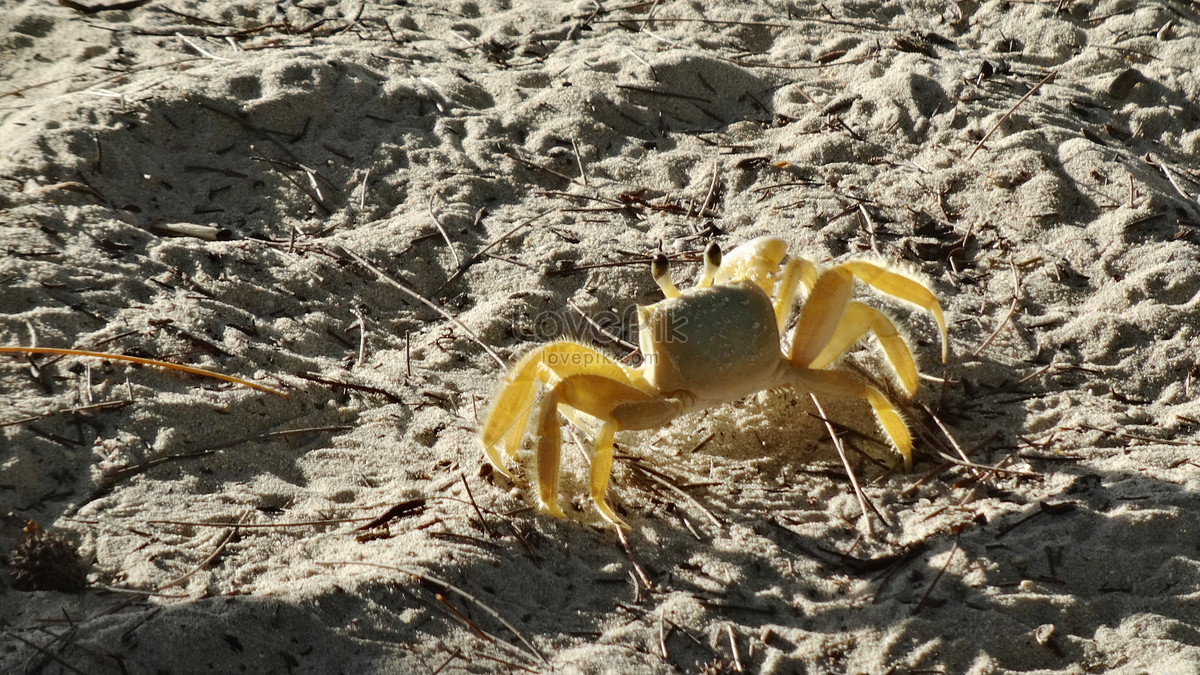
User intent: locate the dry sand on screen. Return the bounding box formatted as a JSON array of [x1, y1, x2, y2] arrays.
[[3, 0, 1200, 672]]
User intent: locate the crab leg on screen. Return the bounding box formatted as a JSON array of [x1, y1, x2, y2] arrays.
[[838, 261, 948, 363], [771, 257, 816, 333], [787, 260, 945, 396], [807, 302, 920, 397], [788, 267, 855, 368], [784, 366, 914, 469], [534, 374, 664, 525], [480, 342, 640, 476], [534, 386, 567, 517], [588, 422, 621, 525]]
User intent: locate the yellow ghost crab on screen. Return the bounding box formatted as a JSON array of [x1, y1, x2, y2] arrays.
[[480, 236, 948, 527]]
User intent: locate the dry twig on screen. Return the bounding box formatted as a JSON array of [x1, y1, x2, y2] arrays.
[[810, 394, 888, 534], [337, 247, 506, 368], [968, 71, 1057, 160]]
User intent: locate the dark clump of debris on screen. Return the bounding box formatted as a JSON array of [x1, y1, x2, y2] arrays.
[[10, 520, 89, 592]]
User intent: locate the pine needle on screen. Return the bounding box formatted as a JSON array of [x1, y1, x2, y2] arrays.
[[0, 346, 287, 397]]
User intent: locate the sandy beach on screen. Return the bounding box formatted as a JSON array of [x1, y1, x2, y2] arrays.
[[3, 0, 1200, 672]]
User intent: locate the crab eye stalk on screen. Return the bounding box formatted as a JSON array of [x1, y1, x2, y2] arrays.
[[651, 253, 681, 298], [698, 241, 722, 287], [706, 241, 722, 268], [651, 253, 668, 280]]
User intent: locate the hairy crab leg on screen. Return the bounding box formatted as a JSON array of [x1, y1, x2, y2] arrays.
[[535, 386, 568, 518], [770, 257, 813, 333], [807, 302, 921, 397], [838, 261, 948, 362], [786, 258, 945, 398], [784, 366, 914, 469], [480, 342, 640, 476], [788, 267, 855, 368], [534, 374, 661, 525], [588, 422, 623, 526]]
